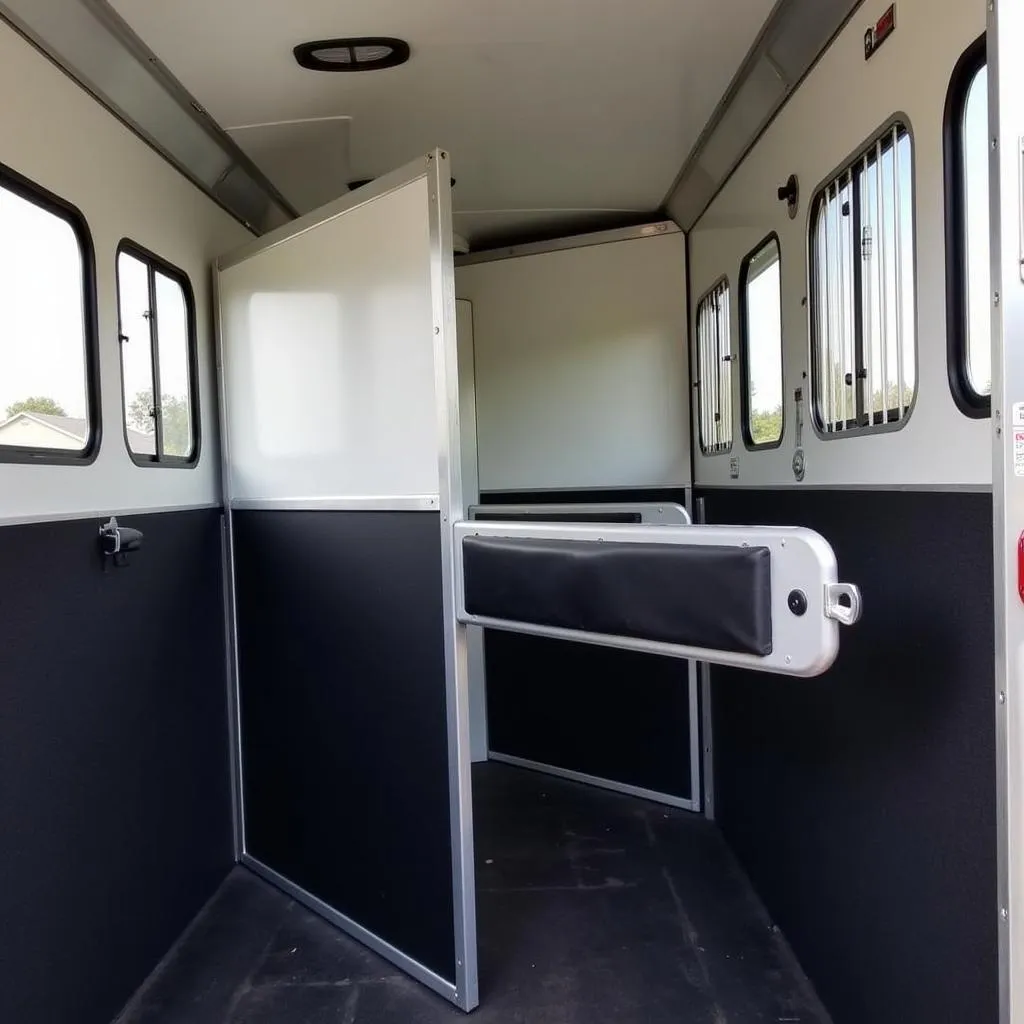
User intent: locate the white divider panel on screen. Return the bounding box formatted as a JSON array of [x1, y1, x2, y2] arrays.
[[218, 176, 439, 505]]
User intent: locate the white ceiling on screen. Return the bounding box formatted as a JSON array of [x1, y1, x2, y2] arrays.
[[108, 0, 777, 246]]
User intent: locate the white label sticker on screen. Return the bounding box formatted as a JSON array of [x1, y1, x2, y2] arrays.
[[1014, 430, 1024, 476], [1013, 403, 1024, 427], [729, 457, 739, 479]]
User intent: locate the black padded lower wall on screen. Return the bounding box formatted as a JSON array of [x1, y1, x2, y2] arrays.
[[701, 488, 998, 1024], [232, 510, 456, 982], [481, 490, 693, 800], [486, 633, 693, 796], [0, 509, 233, 1024]]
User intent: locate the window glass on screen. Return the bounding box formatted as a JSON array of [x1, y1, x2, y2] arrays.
[[0, 181, 93, 456], [117, 245, 197, 463], [741, 237, 783, 447], [963, 64, 990, 398], [154, 272, 194, 458]]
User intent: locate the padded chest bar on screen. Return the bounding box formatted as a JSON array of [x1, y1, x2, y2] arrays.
[[463, 535, 772, 656], [453, 521, 861, 677]]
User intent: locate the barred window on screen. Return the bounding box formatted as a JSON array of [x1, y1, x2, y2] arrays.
[[695, 279, 732, 455], [809, 122, 916, 434]]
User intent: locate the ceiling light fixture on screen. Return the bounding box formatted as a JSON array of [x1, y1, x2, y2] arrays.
[[294, 37, 411, 73]]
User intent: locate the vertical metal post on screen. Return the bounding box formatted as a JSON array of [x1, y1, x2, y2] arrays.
[[990, 2, 1024, 1020], [694, 496, 715, 820]]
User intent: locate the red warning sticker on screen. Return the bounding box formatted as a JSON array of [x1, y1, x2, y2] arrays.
[[864, 5, 896, 61]]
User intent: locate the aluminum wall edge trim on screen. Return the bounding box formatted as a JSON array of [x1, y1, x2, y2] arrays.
[[212, 262, 246, 859], [989, 2, 1024, 1020]]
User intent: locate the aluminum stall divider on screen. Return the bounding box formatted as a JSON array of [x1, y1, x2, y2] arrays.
[[469, 502, 701, 811], [214, 152, 477, 1010]]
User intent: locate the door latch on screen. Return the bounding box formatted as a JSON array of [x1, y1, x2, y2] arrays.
[[98, 516, 144, 567]]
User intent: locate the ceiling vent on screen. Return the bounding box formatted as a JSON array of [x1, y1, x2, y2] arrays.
[[294, 37, 411, 73]]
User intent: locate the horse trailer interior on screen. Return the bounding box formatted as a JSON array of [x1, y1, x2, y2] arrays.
[[0, 0, 1021, 1021]]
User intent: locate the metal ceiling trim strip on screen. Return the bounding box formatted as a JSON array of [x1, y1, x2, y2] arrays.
[[0, 0, 298, 234], [663, 0, 867, 231]]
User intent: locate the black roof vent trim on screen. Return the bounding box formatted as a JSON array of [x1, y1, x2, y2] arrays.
[[294, 37, 411, 73]]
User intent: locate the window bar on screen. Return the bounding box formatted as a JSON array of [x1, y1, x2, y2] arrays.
[[722, 287, 731, 448], [834, 177, 846, 428], [705, 297, 713, 451], [822, 187, 834, 431], [892, 125, 905, 419], [840, 175, 854, 428], [699, 300, 708, 451], [704, 296, 713, 450], [829, 177, 845, 429], [715, 286, 724, 450], [861, 153, 875, 426], [712, 290, 722, 450], [876, 137, 889, 422], [146, 263, 164, 459], [815, 205, 828, 431]]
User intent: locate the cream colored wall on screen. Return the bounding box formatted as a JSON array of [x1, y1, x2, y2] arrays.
[[0, 20, 250, 523], [688, 0, 987, 488], [457, 228, 690, 492]]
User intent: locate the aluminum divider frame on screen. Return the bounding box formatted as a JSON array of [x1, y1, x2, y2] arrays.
[[693, 495, 715, 821], [427, 150, 478, 1013], [454, 520, 862, 677], [989, 5, 1024, 1022], [212, 266, 245, 863], [471, 501, 698, 813], [213, 152, 478, 1012]]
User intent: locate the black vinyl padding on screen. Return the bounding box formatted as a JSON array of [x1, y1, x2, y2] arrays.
[[0, 509, 232, 1024], [233, 509, 456, 983], [463, 535, 773, 655], [702, 488, 997, 1024]]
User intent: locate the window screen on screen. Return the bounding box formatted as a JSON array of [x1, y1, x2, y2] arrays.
[[695, 279, 732, 455], [740, 236, 783, 449], [810, 123, 916, 434], [117, 244, 198, 464], [945, 37, 989, 414], [0, 168, 97, 461]]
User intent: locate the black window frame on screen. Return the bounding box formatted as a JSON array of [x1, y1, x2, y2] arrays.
[[739, 232, 784, 451], [943, 33, 989, 418], [808, 117, 916, 437], [115, 240, 201, 468], [0, 161, 101, 466]]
